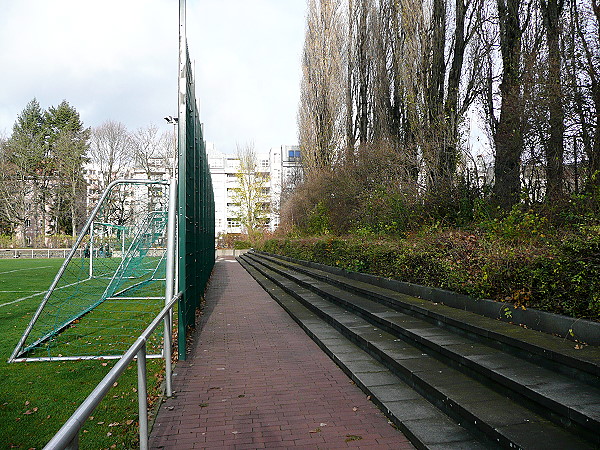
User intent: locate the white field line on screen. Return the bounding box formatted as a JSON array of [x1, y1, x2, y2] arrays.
[[0, 290, 40, 293], [0, 290, 46, 308], [0, 265, 52, 275], [0, 278, 90, 308]]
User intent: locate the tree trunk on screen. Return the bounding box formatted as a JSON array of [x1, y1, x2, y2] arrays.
[[494, 0, 523, 209], [541, 0, 565, 202], [441, 0, 468, 189]]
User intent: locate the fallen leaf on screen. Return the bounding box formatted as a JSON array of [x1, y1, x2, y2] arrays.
[[108, 422, 119, 427], [345, 435, 363, 442], [352, 407, 358, 412], [319, 423, 327, 427], [309, 427, 322, 433]]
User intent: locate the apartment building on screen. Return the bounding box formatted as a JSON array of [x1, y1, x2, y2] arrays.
[[82, 144, 302, 238], [208, 145, 302, 236]]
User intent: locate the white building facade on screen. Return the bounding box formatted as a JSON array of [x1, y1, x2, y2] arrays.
[[207, 145, 301, 236], [81, 143, 301, 238]]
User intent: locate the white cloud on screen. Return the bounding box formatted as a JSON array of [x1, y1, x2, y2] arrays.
[[0, 0, 306, 153]]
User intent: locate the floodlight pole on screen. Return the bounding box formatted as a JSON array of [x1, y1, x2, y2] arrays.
[[177, 0, 188, 360]]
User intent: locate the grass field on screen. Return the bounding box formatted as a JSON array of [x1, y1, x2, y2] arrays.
[[0, 258, 166, 449]]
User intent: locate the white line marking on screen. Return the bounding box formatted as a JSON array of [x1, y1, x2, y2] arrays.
[[0, 290, 45, 308], [0, 266, 52, 275], [0, 290, 39, 293], [0, 278, 90, 308]]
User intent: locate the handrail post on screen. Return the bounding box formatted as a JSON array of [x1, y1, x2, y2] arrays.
[[137, 344, 148, 450], [164, 178, 177, 396], [164, 315, 173, 397]]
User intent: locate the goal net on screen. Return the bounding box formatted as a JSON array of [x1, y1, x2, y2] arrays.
[[10, 180, 172, 361]]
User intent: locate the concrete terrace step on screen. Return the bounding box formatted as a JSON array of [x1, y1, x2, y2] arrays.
[[253, 251, 600, 383], [244, 252, 600, 436], [239, 258, 494, 450], [239, 252, 599, 449]]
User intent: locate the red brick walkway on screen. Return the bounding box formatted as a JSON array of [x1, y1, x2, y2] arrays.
[[149, 257, 414, 449]]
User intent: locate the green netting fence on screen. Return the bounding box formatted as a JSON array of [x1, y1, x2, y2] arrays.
[[177, 44, 215, 360]]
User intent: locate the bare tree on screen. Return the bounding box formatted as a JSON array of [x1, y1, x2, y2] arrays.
[[540, 0, 566, 201], [493, 0, 526, 209], [130, 124, 171, 179], [571, 0, 600, 189], [299, 0, 346, 177], [89, 120, 133, 190]]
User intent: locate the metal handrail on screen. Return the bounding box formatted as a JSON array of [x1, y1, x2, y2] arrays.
[[43, 291, 181, 450]]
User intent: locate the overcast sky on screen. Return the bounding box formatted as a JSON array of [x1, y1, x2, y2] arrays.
[[0, 0, 307, 154]]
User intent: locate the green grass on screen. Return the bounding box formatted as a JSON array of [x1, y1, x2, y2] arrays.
[[0, 258, 166, 449]]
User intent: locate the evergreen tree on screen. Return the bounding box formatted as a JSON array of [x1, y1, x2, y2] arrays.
[[0, 99, 89, 243], [45, 100, 90, 236], [2, 99, 48, 244]]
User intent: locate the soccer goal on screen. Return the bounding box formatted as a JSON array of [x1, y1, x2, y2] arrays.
[[9, 179, 173, 362]]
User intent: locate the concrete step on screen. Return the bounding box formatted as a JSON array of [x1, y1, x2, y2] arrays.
[[244, 252, 600, 437], [240, 252, 599, 449], [239, 257, 496, 450], [253, 251, 600, 385]]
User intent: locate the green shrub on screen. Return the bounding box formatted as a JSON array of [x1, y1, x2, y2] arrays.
[[257, 228, 599, 321], [234, 240, 252, 250]]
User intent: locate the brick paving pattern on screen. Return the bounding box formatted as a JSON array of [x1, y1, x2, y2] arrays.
[[149, 257, 414, 449]]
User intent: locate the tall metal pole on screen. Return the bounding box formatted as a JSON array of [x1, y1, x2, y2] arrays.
[[177, 0, 188, 360]]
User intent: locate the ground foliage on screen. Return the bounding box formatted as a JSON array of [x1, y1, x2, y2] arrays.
[[260, 190, 600, 322]]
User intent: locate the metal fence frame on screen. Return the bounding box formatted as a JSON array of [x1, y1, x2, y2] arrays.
[[176, 0, 215, 360]]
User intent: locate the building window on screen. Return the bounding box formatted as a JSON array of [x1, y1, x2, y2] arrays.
[[227, 218, 240, 228]]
